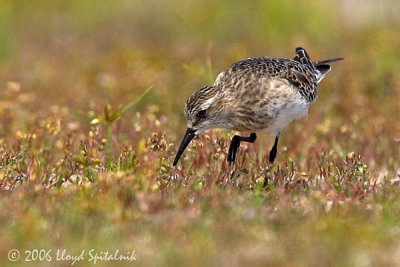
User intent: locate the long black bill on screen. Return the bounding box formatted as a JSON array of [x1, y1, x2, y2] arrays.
[[173, 128, 196, 166]]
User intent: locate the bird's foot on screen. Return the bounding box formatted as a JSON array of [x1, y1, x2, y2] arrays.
[[262, 164, 274, 188], [227, 133, 257, 165]]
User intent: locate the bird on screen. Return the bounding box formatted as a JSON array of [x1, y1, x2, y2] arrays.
[[173, 47, 343, 185]]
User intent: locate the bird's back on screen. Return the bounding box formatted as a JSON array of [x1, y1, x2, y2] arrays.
[[183, 48, 342, 134], [210, 48, 341, 134], [214, 56, 319, 103]]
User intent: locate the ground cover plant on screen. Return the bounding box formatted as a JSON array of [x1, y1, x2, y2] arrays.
[[1, 1, 400, 266]]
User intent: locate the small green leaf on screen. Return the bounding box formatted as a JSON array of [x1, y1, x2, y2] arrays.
[[90, 117, 105, 125], [120, 85, 153, 115], [108, 110, 121, 122], [104, 103, 111, 120]]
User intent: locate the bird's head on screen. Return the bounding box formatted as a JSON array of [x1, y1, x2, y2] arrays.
[[173, 85, 226, 166]]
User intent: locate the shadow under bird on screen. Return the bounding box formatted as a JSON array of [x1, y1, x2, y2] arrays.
[[173, 47, 343, 184]]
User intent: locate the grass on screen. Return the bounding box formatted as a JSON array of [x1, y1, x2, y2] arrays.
[[1, 1, 400, 266]]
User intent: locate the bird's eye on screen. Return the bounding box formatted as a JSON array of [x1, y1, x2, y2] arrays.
[[196, 109, 207, 118]]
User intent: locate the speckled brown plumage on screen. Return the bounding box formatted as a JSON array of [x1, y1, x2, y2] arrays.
[[174, 47, 343, 168]]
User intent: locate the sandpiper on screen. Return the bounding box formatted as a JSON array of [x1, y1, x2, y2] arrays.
[[173, 47, 343, 183]]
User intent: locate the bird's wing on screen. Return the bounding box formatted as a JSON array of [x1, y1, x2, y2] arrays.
[[293, 47, 314, 68], [216, 57, 317, 102], [284, 65, 317, 102]]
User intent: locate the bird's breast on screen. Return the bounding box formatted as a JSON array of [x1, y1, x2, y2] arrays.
[[264, 99, 309, 136], [226, 79, 311, 135]]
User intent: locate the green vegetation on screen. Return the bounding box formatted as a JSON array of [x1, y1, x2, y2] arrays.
[[1, 1, 400, 266]]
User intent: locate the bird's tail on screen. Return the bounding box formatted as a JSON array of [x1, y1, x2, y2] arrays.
[[313, 57, 344, 66], [313, 57, 344, 83], [294, 47, 344, 83], [293, 47, 344, 66]]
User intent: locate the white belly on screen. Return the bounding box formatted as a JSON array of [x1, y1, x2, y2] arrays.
[[265, 100, 309, 136]]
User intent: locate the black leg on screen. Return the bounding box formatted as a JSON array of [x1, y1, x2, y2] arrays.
[[227, 133, 256, 164], [269, 136, 279, 164], [262, 172, 270, 188], [263, 135, 279, 188]]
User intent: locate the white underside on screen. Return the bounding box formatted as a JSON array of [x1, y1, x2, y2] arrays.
[[265, 100, 309, 136]]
